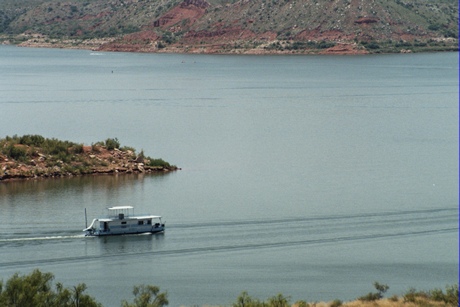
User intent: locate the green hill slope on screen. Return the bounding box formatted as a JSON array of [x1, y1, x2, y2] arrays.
[[0, 0, 457, 54]]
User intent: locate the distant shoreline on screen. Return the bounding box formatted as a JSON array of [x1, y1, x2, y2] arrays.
[[1, 35, 458, 55]]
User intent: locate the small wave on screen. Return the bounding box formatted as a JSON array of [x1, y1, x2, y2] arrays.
[[1, 226, 456, 269], [89, 52, 104, 56], [0, 234, 85, 243], [172, 207, 457, 229]]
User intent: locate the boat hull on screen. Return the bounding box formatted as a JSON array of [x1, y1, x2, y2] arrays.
[[85, 226, 165, 236]]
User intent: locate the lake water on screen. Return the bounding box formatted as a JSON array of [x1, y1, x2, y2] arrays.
[[0, 46, 458, 306]]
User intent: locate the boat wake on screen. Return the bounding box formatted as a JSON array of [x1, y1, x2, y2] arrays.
[[0, 207, 456, 269], [172, 207, 457, 229], [0, 226, 456, 270], [0, 234, 85, 243]]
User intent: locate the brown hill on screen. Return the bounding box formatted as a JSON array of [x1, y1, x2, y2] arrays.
[[0, 0, 458, 54]]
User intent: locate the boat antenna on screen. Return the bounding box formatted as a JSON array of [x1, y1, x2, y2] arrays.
[[85, 208, 88, 229]]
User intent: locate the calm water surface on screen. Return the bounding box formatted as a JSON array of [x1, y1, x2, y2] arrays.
[[0, 46, 458, 306]]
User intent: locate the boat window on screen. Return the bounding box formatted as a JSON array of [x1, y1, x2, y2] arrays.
[[121, 221, 127, 225], [147, 220, 152, 225], [138, 220, 144, 225]]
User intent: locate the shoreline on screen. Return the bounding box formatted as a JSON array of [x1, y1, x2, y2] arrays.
[[0, 166, 178, 183], [2, 34, 458, 55]]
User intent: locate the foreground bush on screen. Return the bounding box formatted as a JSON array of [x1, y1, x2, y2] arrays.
[[0, 270, 457, 307], [122, 285, 168, 307], [403, 284, 459, 306], [0, 269, 168, 307], [0, 269, 101, 307], [233, 291, 291, 307], [358, 282, 389, 301]]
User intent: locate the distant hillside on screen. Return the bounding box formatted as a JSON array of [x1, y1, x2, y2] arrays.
[[0, 0, 457, 54]]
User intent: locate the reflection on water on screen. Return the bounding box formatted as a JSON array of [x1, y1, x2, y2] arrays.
[[97, 232, 165, 255], [0, 172, 173, 198], [0, 173, 175, 241]]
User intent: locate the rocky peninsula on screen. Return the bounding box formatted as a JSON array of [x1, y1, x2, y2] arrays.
[[0, 135, 178, 181]]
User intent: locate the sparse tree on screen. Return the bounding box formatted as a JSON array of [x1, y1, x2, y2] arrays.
[[233, 291, 254, 307], [0, 269, 102, 307], [358, 281, 389, 301], [268, 293, 290, 307], [105, 138, 120, 150], [121, 284, 168, 307]]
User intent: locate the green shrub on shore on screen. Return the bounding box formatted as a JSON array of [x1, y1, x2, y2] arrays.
[[148, 158, 172, 168], [105, 138, 120, 150], [0, 269, 458, 307], [18, 134, 45, 147], [4, 144, 28, 162], [329, 299, 342, 307], [0, 269, 102, 307], [0, 270, 168, 307], [435, 284, 459, 305], [135, 149, 174, 169], [0, 134, 79, 162], [233, 291, 291, 307], [121, 285, 168, 307], [358, 282, 389, 301], [120, 146, 136, 153], [403, 284, 459, 305]]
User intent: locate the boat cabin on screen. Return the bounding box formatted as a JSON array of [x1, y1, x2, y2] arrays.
[[84, 206, 165, 236]]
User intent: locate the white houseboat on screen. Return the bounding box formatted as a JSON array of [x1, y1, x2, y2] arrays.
[[83, 206, 165, 236]]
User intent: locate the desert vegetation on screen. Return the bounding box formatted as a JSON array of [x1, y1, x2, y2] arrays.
[[0, 0, 457, 54], [0, 135, 177, 181], [233, 282, 459, 307], [0, 269, 168, 307], [0, 270, 457, 307]]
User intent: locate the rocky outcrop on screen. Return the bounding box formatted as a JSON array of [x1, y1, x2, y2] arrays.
[[354, 17, 379, 25], [0, 144, 178, 182], [181, 0, 209, 9], [319, 43, 368, 55], [153, 0, 208, 29]]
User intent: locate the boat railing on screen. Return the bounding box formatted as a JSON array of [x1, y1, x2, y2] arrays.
[[106, 207, 134, 218], [106, 212, 131, 219], [106, 211, 159, 219]]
